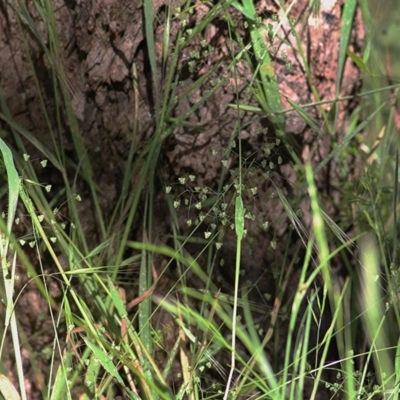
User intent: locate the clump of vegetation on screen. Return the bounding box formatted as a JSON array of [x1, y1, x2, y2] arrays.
[[0, 0, 399, 399]]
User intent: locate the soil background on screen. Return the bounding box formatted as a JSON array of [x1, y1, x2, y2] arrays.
[[0, 0, 365, 398]]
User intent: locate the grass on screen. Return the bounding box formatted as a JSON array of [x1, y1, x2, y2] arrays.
[[0, 0, 400, 399]]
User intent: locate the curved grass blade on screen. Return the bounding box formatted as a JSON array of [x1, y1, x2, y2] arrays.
[[0, 139, 26, 400]]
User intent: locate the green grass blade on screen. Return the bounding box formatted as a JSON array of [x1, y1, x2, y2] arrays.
[[0, 139, 19, 246], [143, 0, 160, 117], [0, 374, 21, 400], [336, 0, 357, 97], [0, 140, 26, 400], [50, 350, 73, 400]]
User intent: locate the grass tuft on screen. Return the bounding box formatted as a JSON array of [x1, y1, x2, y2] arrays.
[[1, 0, 400, 399]]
